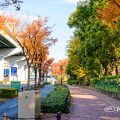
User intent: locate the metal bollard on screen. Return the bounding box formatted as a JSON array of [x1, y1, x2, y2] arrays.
[[56, 112, 61, 120], [21, 87, 24, 91], [64, 96, 68, 113]]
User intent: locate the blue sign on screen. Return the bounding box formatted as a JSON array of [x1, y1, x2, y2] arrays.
[[4, 69, 9, 76], [11, 67, 17, 76]]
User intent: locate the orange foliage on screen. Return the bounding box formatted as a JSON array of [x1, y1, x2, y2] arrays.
[[51, 58, 68, 76], [42, 57, 54, 72], [0, 15, 52, 68], [100, 0, 120, 26], [19, 17, 49, 67], [0, 14, 57, 72]]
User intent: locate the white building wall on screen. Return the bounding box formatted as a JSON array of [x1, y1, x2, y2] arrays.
[[17, 60, 27, 82], [0, 54, 29, 83], [0, 32, 28, 83], [24, 65, 28, 82], [0, 56, 4, 80]]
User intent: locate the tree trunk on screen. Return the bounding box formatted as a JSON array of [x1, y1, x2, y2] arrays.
[[46, 71, 48, 82], [42, 70, 45, 82], [61, 71, 62, 85], [104, 67, 108, 76], [38, 68, 42, 85], [27, 64, 31, 89], [34, 68, 37, 88], [115, 65, 118, 75]]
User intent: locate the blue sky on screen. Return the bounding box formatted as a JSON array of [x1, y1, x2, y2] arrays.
[[2, 0, 78, 62]]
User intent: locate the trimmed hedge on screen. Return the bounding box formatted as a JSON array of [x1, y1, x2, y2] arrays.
[[68, 77, 78, 85], [91, 75, 120, 94], [41, 85, 71, 113], [0, 88, 18, 98]]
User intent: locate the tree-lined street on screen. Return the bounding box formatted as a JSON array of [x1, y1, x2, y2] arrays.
[[0, 0, 120, 120]]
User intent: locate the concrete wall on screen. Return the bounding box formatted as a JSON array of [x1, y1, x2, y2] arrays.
[[0, 48, 21, 57], [0, 56, 4, 80], [0, 51, 28, 82], [0, 32, 28, 82], [17, 60, 27, 81]]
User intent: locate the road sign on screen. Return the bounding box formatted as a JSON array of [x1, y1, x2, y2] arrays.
[[11, 67, 17, 76], [4, 69, 9, 76], [11, 81, 21, 92]]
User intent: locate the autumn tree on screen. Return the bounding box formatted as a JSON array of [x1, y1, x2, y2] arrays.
[[19, 17, 49, 87], [0, 15, 57, 88], [99, 0, 120, 74], [42, 58, 54, 82], [19, 17, 57, 87], [99, 0, 120, 26], [51, 58, 68, 84]]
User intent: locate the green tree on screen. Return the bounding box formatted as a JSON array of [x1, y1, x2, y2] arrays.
[[67, 38, 85, 80], [67, 0, 120, 79]]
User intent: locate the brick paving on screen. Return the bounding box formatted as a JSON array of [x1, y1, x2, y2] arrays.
[[41, 86, 120, 120], [69, 86, 120, 120]]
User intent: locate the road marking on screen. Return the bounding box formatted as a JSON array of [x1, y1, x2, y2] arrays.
[[9, 104, 17, 108]]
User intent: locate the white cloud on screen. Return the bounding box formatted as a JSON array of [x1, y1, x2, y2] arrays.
[[64, 0, 79, 4]]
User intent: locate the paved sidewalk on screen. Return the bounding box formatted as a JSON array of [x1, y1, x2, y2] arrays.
[[69, 86, 120, 120]]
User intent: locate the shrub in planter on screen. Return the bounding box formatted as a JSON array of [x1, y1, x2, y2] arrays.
[[0, 88, 18, 98], [41, 85, 71, 113]]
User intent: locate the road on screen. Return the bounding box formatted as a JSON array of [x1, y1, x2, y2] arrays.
[[41, 84, 54, 98], [0, 98, 18, 119], [0, 84, 54, 120]]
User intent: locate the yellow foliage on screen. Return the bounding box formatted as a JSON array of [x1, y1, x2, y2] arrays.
[[73, 68, 86, 79]]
